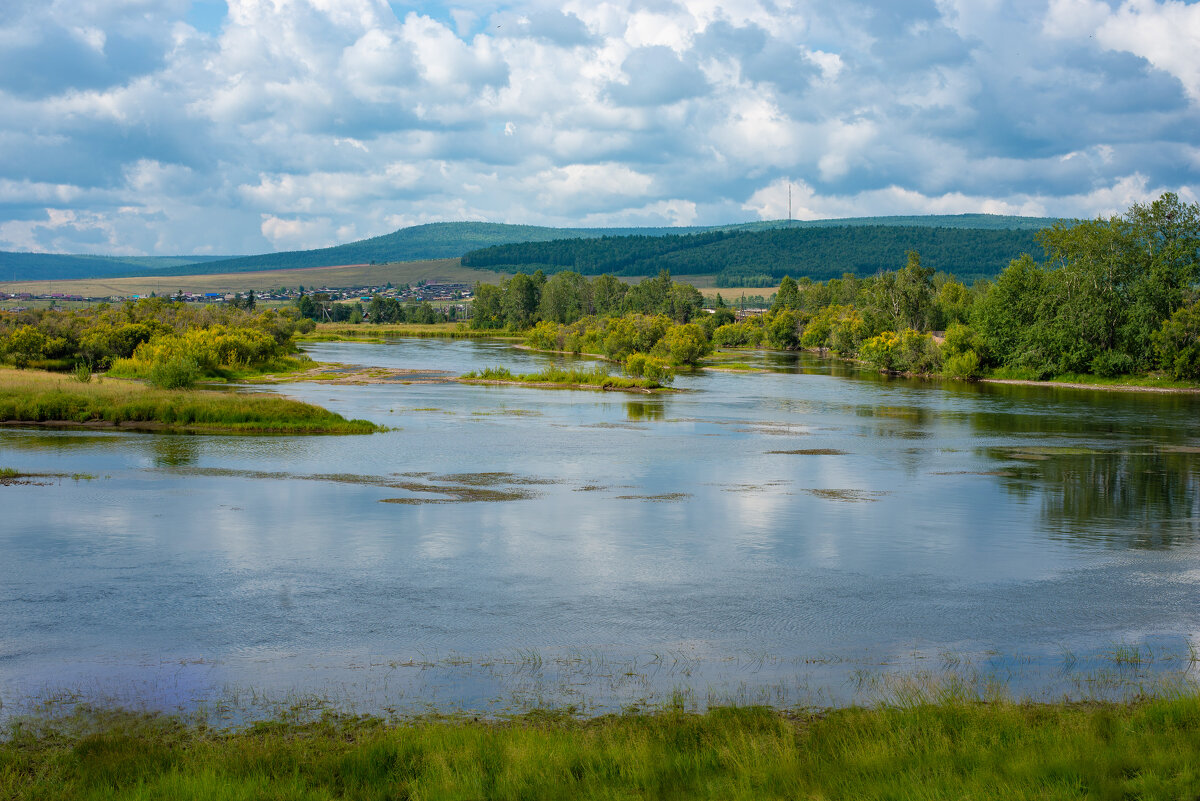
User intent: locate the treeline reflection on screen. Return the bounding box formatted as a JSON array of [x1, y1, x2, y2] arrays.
[[987, 449, 1199, 549]]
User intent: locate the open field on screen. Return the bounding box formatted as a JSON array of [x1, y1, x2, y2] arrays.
[[0, 259, 508, 298], [5, 694, 1200, 800], [0, 368, 380, 434]]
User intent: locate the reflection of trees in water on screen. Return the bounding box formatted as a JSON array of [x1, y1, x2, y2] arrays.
[[626, 400, 666, 421], [152, 436, 200, 467], [991, 450, 1200, 549]]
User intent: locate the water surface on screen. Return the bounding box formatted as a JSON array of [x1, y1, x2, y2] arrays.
[[3, 338, 1199, 717]]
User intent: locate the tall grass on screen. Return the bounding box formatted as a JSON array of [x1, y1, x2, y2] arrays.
[[4, 697, 1200, 799], [461, 365, 664, 390], [0, 369, 379, 434]]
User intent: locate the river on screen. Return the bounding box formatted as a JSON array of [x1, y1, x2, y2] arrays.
[[2, 337, 1199, 718]]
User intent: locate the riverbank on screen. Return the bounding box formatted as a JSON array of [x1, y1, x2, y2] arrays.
[[0, 369, 381, 434], [5, 695, 1200, 799], [310, 322, 523, 339], [981, 376, 1200, 394]]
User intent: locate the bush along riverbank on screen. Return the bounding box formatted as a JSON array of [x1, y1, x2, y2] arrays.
[[5, 695, 1200, 799], [0, 368, 380, 434], [0, 297, 315, 388]]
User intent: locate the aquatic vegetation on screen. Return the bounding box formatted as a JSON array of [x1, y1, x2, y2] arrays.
[[766, 448, 849, 455], [161, 465, 548, 504], [614, 492, 692, 502], [803, 489, 890, 503]]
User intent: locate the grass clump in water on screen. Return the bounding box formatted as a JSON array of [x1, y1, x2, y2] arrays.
[[461, 365, 667, 391], [6, 697, 1200, 799], [0, 368, 380, 434]]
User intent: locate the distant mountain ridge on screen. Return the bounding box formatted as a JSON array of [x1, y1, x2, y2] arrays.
[[0, 253, 237, 284], [1, 215, 1063, 283]]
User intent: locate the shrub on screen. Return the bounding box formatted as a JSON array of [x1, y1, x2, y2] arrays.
[[624, 353, 675, 383], [525, 320, 562, 351], [712, 322, 762, 349], [765, 310, 802, 350], [1089, 349, 1135, 378], [861, 329, 941, 374], [148, 355, 201, 389], [943, 349, 982, 380], [661, 323, 711, 365]]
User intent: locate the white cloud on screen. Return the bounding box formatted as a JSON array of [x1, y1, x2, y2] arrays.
[[742, 173, 1193, 222], [260, 214, 337, 250], [1097, 0, 1200, 101], [0, 0, 1197, 255]]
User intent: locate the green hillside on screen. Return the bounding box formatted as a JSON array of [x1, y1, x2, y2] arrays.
[[144, 222, 697, 278], [461, 225, 1047, 285], [0, 253, 235, 284], [2, 215, 1062, 283]]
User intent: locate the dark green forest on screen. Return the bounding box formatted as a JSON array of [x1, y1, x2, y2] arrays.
[[460, 225, 1043, 285]]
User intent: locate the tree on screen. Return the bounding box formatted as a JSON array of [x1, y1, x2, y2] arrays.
[[666, 282, 703, 322], [502, 273, 540, 329], [894, 250, 935, 330], [771, 276, 800, 312], [539, 271, 590, 324], [295, 293, 317, 321], [1034, 192, 1200, 372], [971, 255, 1048, 372], [765, 310, 802, 349], [1152, 300, 1200, 380], [933, 280, 971, 328], [471, 282, 504, 329], [591, 274, 627, 316], [5, 325, 47, 368]]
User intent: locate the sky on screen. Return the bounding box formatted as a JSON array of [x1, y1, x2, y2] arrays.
[[1, 0, 1198, 256]]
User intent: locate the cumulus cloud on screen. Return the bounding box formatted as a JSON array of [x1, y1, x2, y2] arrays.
[[0, 0, 1197, 255]]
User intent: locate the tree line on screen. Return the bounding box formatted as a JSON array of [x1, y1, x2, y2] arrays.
[[460, 225, 1042, 285], [474, 194, 1200, 384]]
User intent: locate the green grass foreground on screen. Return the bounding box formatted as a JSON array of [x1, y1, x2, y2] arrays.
[[461, 365, 666, 392], [0, 369, 380, 434], [5, 698, 1200, 799]]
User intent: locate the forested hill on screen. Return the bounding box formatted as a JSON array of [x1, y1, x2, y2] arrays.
[[3, 215, 1059, 282], [157, 215, 1058, 278], [461, 225, 1047, 285], [0, 253, 235, 284]]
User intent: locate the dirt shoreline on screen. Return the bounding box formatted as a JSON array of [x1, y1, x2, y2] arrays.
[[979, 378, 1200, 394]]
